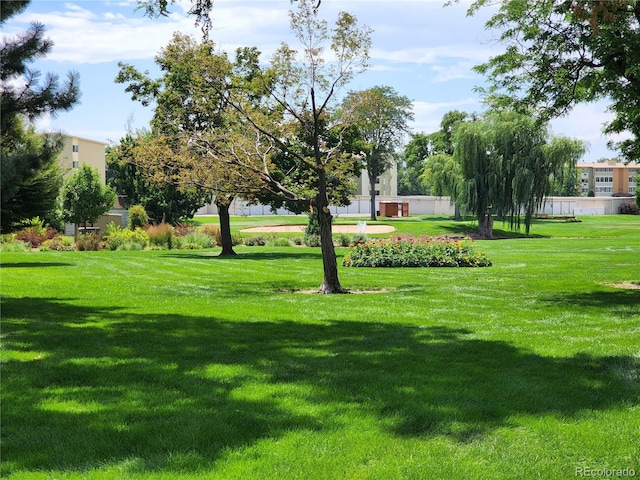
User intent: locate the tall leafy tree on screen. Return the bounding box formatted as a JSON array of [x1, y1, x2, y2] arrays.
[[1, 0, 80, 232], [116, 33, 252, 255], [465, 0, 640, 162], [398, 133, 431, 196], [416, 111, 472, 219], [106, 133, 213, 224], [196, 0, 371, 293], [61, 164, 116, 237], [340, 86, 413, 221], [454, 110, 584, 238]]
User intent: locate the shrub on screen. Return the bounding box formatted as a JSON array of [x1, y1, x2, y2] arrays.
[[103, 225, 149, 251], [244, 235, 267, 246], [14, 217, 58, 248], [304, 234, 321, 247], [128, 205, 149, 229], [619, 202, 639, 215], [200, 224, 222, 246], [343, 235, 492, 268], [40, 236, 74, 251], [76, 232, 103, 251], [0, 241, 29, 252], [174, 232, 215, 249], [146, 223, 174, 249], [266, 235, 292, 247], [337, 233, 352, 247], [173, 222, 196, 237]]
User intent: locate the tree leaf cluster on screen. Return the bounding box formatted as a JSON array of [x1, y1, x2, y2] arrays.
[[468, 0, 640, 162]]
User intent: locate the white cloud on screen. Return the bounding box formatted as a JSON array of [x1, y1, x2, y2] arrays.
[[411, 98, 481, 133]]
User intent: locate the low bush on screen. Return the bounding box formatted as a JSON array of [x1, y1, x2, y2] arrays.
[[0, 241, 29, 252], [128, 205, 149, 229], [200, 224, 221, 244], [304, 234, 321, 247], [14, 217, 58, 248], [147, 223, 174, 249], [619, 202, 639, 214], [173, 222, 196, 237], [76, 233, 103, 251], [337, 233, 352, 247], [266, 235, 292, 247], [40, 236, 74, 251], [174, 232, 216, 249], [343, 235, 492, 268], [103, 223, 150, 251], [244, 235, 267, 246]]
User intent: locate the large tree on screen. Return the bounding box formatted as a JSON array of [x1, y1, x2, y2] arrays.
[[466, 0, 640, 162], [340, 86, 413, 221], [200, 0, 371, 293], [106, 133, 213, 225], [116, 33, 255, 255], [454, 110, 585, 238], [1, 0, 80, 232]]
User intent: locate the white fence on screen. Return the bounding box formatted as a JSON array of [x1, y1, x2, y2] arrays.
[[196, 195, 633, 217]]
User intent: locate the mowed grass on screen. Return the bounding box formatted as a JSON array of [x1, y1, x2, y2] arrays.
[[1, 215, 639, 479]]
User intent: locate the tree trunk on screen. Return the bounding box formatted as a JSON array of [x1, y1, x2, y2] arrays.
[[216, 198, 237, 256], [478, 213, 494, 239], [317, 205, 347, 294], [316, 170, 347, 294], [454, 204, 461, 221], [369, 170, 378, 222]]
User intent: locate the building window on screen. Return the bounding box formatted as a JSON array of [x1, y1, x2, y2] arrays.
[[630, 186, 637, 194], [72, 161, 79, 168], [72, 145, 79, 152], [595, 186, 612, 193]]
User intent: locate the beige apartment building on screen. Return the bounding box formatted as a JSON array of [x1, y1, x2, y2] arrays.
[[58, 135, 109, 184], [579, 162, 638, 197]]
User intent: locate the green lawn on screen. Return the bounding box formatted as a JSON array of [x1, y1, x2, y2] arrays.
[[1, 215, 639, 479]]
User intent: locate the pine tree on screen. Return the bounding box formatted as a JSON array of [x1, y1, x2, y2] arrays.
[[1, 0, 80, 232]]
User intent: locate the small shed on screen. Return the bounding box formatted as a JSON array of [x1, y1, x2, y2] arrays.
[[379, 201, 409, 217]]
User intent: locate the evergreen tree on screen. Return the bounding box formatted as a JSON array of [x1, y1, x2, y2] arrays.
[[1, 0, 80, 232]]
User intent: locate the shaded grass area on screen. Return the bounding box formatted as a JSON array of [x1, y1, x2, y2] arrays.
[[1, 216, 639, 478]]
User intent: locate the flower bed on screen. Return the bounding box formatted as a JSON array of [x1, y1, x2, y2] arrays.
[[342, 235, 492, 268]]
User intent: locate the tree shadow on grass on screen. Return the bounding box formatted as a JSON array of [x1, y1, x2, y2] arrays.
[[542, 288, 639, 318], [2, 296, 638, 475], [0, 262, 75, 268], [161, 249, 324, 261]]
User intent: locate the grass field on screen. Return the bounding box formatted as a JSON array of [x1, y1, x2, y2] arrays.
[[1, 215, 639, 479]]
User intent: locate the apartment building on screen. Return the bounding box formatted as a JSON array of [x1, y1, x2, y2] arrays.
[[58, 135, 109, 184], [579, 162, 638, 197], [355, 162, 398, 197]]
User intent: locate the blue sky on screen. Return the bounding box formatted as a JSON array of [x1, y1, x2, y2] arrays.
[[5, 0, 626, 161]]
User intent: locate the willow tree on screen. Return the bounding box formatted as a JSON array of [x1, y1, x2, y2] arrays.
[[339, 86, 413, 221], [454, 110, 584, 238]]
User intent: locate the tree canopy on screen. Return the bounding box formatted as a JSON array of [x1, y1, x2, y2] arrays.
[[453, 110, 585, 238], [340, 85, 413, 220], [466, 0, 640, 162], [61, 164, 116, 235]]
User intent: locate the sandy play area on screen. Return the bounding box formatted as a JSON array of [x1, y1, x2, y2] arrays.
[[240, 224, 396, 234]]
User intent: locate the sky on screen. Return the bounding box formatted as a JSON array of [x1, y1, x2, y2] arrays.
[[4, 0, 626, 162]]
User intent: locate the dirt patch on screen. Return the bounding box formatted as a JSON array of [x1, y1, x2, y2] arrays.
[[607, 282, 640, 290], [277, 288, 390, 295], [241, 224, 395, 234]]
